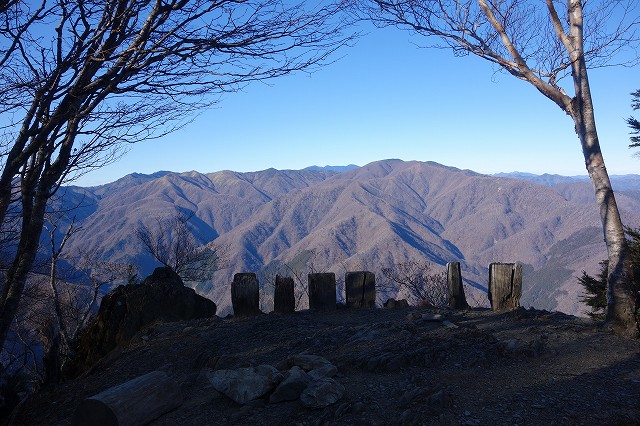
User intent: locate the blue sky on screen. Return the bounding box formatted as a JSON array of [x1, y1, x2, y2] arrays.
[[74, 24, 640, 187]]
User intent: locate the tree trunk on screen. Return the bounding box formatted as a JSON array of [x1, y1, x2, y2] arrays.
[[0, 137, 75, 350], [573, 104, 638, 337], [308, 273, 336, 311], [231, 273, 261, 317], [567, 18, 638, 336], [477, 0, 636, 332], [488, 263, 522, 311], [0, 188, 48, 351], [345, 271, 376, 308], [274, 275, 295, 313], [446, 262, 469, 310]]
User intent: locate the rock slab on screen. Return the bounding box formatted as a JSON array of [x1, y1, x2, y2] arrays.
[[207, 365, 283, 404], [300, 378, 345, 409], [269, 366, 311, 403]]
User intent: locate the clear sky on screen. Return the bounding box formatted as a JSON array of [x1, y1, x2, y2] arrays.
[[73, 24, 640, 187]]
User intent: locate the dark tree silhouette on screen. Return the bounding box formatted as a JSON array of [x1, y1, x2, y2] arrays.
[[628, 90, 640, 148], [580, 227, 640, 321]]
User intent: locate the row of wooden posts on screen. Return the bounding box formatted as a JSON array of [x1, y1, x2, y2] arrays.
[[231, 262, 523, 316]]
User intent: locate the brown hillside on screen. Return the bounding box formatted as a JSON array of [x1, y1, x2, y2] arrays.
[[59, 160, 640, 317]]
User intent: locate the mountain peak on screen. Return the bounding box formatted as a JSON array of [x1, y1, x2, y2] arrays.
[[304, 164, 360, 173]]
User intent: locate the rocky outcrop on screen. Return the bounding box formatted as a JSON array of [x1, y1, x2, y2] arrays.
[[71, 267, 217, 375]]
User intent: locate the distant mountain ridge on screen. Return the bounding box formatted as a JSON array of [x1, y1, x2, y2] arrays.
[[304, 164, 360, 173], [493, 171, 640, 190], [56, 160, 640, 317]]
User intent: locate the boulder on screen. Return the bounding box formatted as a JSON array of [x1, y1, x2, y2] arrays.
[[207, 365, 283, 404], [308, 364, 338, 380], [269, 366, 311, 403], [141, 267, 184, 287], [71, 267, 217, 375], [287, 354, 334, 371], [300, 378, 345, 409]]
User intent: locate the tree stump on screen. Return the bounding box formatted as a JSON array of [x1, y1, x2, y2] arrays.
[[488, 263, 522, 311], [447, 262, 469, 310], [231, 273, 261, 316], [345, 271, 376, 308], [72, 371, 183, 426], [274, 275, 295, 313], [308, 273, 336, 311]]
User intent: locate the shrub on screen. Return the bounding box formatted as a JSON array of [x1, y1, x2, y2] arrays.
[[579, 227, 640, 319], [380, 261, 448, 307]]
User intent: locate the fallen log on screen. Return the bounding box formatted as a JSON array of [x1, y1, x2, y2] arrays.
[[72, 370, 183, 426]]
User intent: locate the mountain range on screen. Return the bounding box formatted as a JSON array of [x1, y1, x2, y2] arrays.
[[493, 171, 640, 190], [54, 159, 640, 316]]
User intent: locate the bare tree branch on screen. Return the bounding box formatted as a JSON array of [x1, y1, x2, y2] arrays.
[[0, 0, 355, 351], [381, 261, 447, 307], [358, 0, 640, 336], [136, 210, 228, 282]]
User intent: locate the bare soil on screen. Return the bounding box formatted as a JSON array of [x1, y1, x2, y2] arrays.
[[14, 306, 640, 425]]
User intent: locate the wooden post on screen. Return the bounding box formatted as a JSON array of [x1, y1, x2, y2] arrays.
[[231, 273, 261, 316], [447, 262, 469, 310], [72, 371, 183, 426], [345, 271, 376, 308], [274, 275, 295, 313], [308, 273, 336, 311], [488, 263, 522, 311]]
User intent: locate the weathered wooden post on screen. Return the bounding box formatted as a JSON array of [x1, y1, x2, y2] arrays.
[[72, 371, 183, 426], [488, 263, 522, 311], [274, 275, 295, 313], [345, 271, 376, 308], [231, 273, 261, 316], [447, 262, 469, 310], [308, 273, 336, 311]]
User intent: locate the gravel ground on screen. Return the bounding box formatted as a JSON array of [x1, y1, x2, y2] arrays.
[[15, 306, 640, 426]]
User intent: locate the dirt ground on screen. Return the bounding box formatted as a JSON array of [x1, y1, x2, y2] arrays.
[[14, 306, 640, 425]]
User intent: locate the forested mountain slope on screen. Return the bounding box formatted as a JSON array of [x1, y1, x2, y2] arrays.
[[59, 160, 640, 316]]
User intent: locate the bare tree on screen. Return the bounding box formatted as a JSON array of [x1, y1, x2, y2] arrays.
[[136, 211, 227, 282], [359, 0, 640, 336], [0, 213, 137, 399], [42, 254, 130, 383], [33, 215, 137, 383], [0, 0, 353, 350], [380, 261, 448, 307]]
